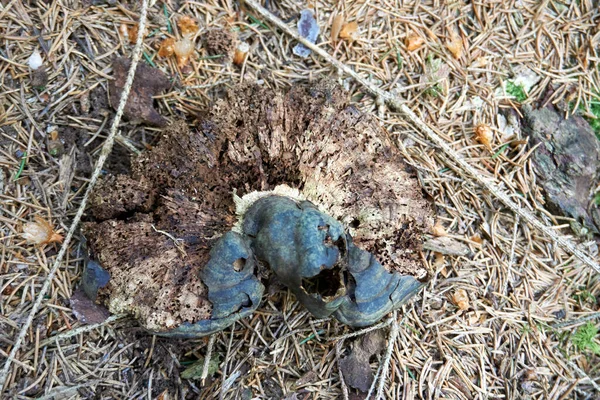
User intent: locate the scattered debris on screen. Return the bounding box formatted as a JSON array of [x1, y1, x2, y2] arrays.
[[421, 56, 450, 97], [405, 34, 425, 51], [30, 68, 48, 90], [423, 236, 470, 256], [511, 66, 541, 93], [331, 14, 344, 43], [233, 41, 250, 65], [178, 16, 199, 37], [22, 216, 63, 245], [27, 49, 43, 70], [158, 37, 176, 58], [180, 355, 220, 380], [446, 30, 463, 59], [339, 330, 386, 392], [497, 110, 520, 139], [295, 370, 318, 387], [475, 123, 494, 150], [523, 104, 600, 234], [173, 37, 194, 68], [109, 57, 170, 127], [293, 9, 320, 58], [203, 28, 235, 59], [339, 21, 358, 41], [120, 23, 139, 44], [431, 221, 447, 237], [451, 289, 470, 311], [69, 288, 110, 324]]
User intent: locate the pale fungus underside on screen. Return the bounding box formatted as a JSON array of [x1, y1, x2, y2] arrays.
[[83, 81, 433, 337]]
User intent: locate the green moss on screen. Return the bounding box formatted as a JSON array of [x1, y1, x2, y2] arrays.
[[585, 99, 600, 139], [570, 95, 600, 140], [505, 81, 527, 102], [572, 322, 600, 355]]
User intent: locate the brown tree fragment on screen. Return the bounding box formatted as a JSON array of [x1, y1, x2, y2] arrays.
[[109, 57, 169, 127], [88, 174, 156, 220], [203, 28, 236, 60], [70, 288, 110, 324], [85, 80, 433, 333], [523, 104, 600, 234], [339, 330, 386, 392]]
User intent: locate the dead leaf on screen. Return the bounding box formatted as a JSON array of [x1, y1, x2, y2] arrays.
[[119, 23, 140, 44], [472, 56, 487, 68], [433, 252, 445, 269], [423, 236, 470, 256], [158, 38, 176, 58], [432, 221, 447, 237], [22, 216, 63, 245], [128, 24, 139, 44], [109, 57, 170, 127], [174, 37, 194, 68], [452, 289, 469, 311], [295, 370, 318, 386], [405, 34, 425, 51], [339, 21, 358, 41], [339, 331, 385, 392], [331, 14, 344, 43], [446, 30, 463, 59], [180, 355, 220, 380], [233, 42, 250, 65], [475, 124, 493, 150], [470, 235, 483, 244], [178, 16, 199, 37], [70, 288, 110, 324]]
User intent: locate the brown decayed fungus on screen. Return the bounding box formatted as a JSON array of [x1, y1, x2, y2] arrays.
[[84, 81, 433, 337]]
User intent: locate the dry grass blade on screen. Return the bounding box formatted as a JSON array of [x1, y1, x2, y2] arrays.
[[0, 0, 151, 390]]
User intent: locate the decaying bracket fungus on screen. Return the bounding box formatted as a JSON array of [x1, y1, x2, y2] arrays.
[[83, 80, 433, 337]]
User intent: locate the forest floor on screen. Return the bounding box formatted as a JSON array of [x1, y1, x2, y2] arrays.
[[1, 0, 600, 399]]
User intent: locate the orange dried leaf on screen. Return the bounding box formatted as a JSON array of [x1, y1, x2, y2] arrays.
[[446, 31, 462, 59], [432, 221, 447, 237], [22, 216, 63, 245], [473, 56, 487, 68], [339, 21, 358, 40], [158, 38, 176, 58], [173, 37, 194, 68], [331, 14, 344, 43], [433, 252, 445, 268], [233, 42, 250, 65], [405, 34, 425, 51], [470, 235, 483, 244], [128, 24, 139, 44], [452, 289, 469, 311], [178, 16, 199, 37], [475, 123, 494, 150]]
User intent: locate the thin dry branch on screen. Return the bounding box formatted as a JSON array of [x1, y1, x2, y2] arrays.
[[243, 0, 600, 275], [0, 0, 151, 391]]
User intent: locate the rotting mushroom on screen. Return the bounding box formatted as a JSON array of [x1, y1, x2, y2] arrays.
[[82, 80, 434, 337]]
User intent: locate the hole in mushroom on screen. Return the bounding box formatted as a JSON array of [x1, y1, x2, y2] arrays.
[[350, 218, 360, 228], [302, 265, 343, 298], [232, 257, 246, 272]]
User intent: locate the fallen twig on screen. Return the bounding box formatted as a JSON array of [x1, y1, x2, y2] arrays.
[[0, 0, 151, 391], [243, 0, 600, 276]]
